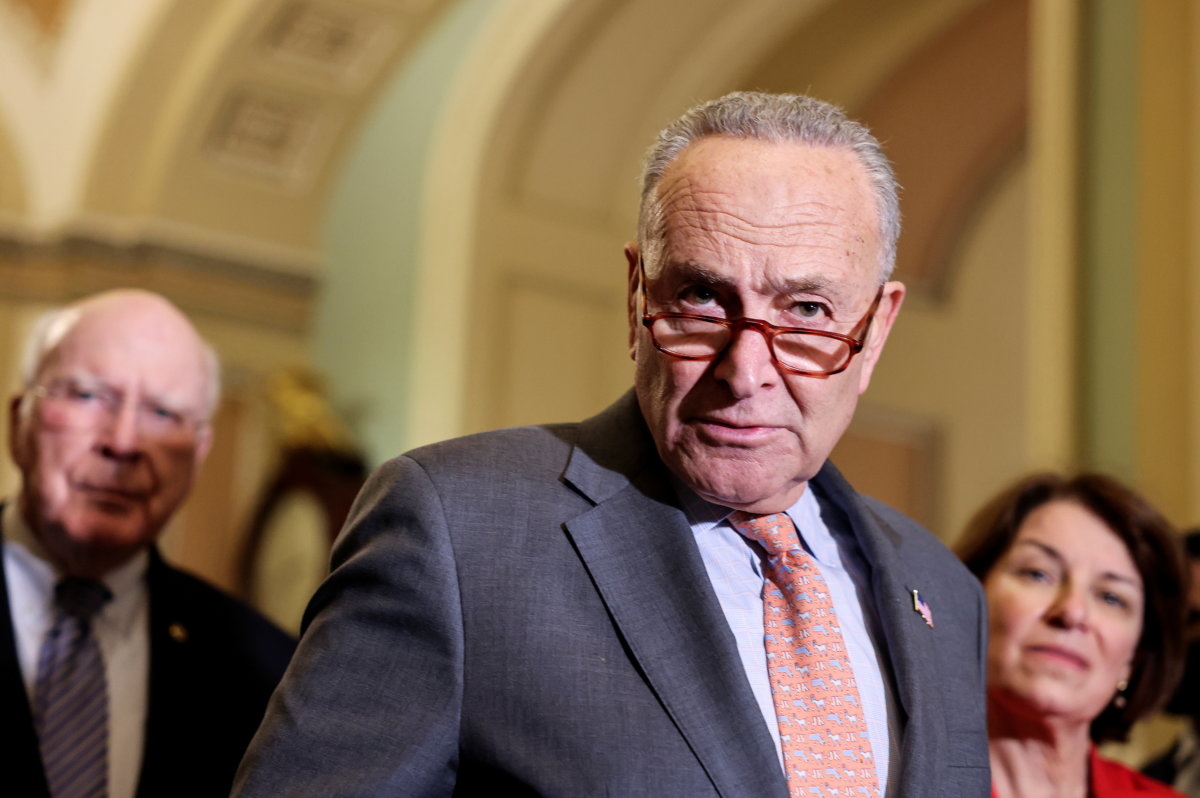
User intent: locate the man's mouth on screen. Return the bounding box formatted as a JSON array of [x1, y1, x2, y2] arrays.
[[77, 483, 148, 501], [691, 417, 782, 444]]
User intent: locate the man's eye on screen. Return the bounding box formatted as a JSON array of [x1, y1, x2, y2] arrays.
[[147, 404, 184, 424], [679, 286, 718, 305], [796, 302, 825, 319], [67, 386, 101, 402]]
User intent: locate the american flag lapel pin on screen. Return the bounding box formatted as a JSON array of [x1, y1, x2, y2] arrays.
[[912, 589, 934, 629]]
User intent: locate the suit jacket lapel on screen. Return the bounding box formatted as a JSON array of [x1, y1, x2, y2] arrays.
[[0, 522, 53, 797], [136, 548, 188, 798], [561, 394, 787, 798], [813, 463, 947, 797]]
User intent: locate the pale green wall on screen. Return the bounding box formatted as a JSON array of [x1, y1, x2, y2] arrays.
[[314, 0, 499, 466]]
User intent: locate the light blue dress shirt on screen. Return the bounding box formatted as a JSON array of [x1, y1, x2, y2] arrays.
[[678, 482, 900, 795]]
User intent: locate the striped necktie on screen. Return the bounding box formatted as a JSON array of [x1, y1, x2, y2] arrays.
[[34, 577, 112, 798], [729, 511, 880, 798]]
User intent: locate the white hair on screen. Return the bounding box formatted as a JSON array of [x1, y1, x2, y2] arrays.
[[637, 91, 901, 281]]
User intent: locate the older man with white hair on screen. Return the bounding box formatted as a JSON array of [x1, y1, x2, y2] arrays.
[[2, 289, 294, 798]]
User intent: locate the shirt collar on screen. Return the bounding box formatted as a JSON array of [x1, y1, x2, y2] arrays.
[[671, 476, 736, 532], [670, 476, 818, 524], [669, 478, 849, 569]]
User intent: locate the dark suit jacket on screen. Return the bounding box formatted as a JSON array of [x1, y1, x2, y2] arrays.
[[235, 392, 989, 797], [1143, 737, 1195, 795], [1143, 743, 1181, 788], [1, 532, 295, 798]]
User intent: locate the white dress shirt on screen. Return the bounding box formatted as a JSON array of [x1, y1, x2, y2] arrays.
[[3, 500, 150, 798]]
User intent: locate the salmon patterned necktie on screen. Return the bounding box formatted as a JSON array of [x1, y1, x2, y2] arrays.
[[729, 511, 880, 798]]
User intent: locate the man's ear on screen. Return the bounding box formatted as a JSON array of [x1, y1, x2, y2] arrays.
[[193, 421, 214, 466], [625, 243, 641, 360], [857, 281, 906, 395]]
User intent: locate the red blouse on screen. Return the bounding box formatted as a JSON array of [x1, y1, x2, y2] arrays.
[[1089, 748, 1187, 797], [991, 747, 1184, 798]]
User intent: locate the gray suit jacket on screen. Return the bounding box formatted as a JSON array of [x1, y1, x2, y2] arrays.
[[234, 392, 989, 797]]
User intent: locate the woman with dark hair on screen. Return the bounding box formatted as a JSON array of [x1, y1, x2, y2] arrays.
[[958, 472, 1189, 798]]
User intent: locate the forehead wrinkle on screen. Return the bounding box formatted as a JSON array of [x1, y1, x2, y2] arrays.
[[661, 257, 835, 292], [664, 210, 866, 264], [656, 261, 736, 291], [656, 149, 883, 291]]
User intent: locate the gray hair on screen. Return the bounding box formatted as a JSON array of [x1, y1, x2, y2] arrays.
[[637, 91, 901, 280], [17, 302, 222, 422]]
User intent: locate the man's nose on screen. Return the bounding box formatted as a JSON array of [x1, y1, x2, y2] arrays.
[[712, 324, 779, 397], [98, 398, 145, 459]]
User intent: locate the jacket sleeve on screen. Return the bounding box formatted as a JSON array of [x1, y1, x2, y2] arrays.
[[232, 455, 465, 798]]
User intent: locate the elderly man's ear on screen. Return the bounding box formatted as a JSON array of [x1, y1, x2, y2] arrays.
[[193, 421, 214, 466], [856, 281, 906, 396], [625, 243, 641, 361]]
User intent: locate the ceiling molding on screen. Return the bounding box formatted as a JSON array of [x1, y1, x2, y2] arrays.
[[0, 232, 318, 333], [0, 0, 451, 262]]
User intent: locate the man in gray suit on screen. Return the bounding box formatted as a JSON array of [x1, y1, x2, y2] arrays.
[[235, 92, 989, 797]]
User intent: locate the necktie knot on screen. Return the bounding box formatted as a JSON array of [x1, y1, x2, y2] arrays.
[[55, 577, 112, 623], [728, 510, 801, 559]]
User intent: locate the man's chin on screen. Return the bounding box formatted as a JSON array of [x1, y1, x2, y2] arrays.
[[35, 519, 151, 577], [53, 511, 156, 555], [672, 449, 811, 512], [684, 471, 806, 513]]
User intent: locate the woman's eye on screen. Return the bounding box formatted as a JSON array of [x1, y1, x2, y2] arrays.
[[1098, 590, 1131, 610], [1017, 566, 1051, 584]]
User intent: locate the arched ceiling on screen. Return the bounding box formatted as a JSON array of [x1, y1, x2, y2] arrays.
[[0, 0, 450, 273]]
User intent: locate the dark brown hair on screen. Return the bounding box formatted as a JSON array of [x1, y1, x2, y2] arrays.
[[957, 472, 1188, 743]]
